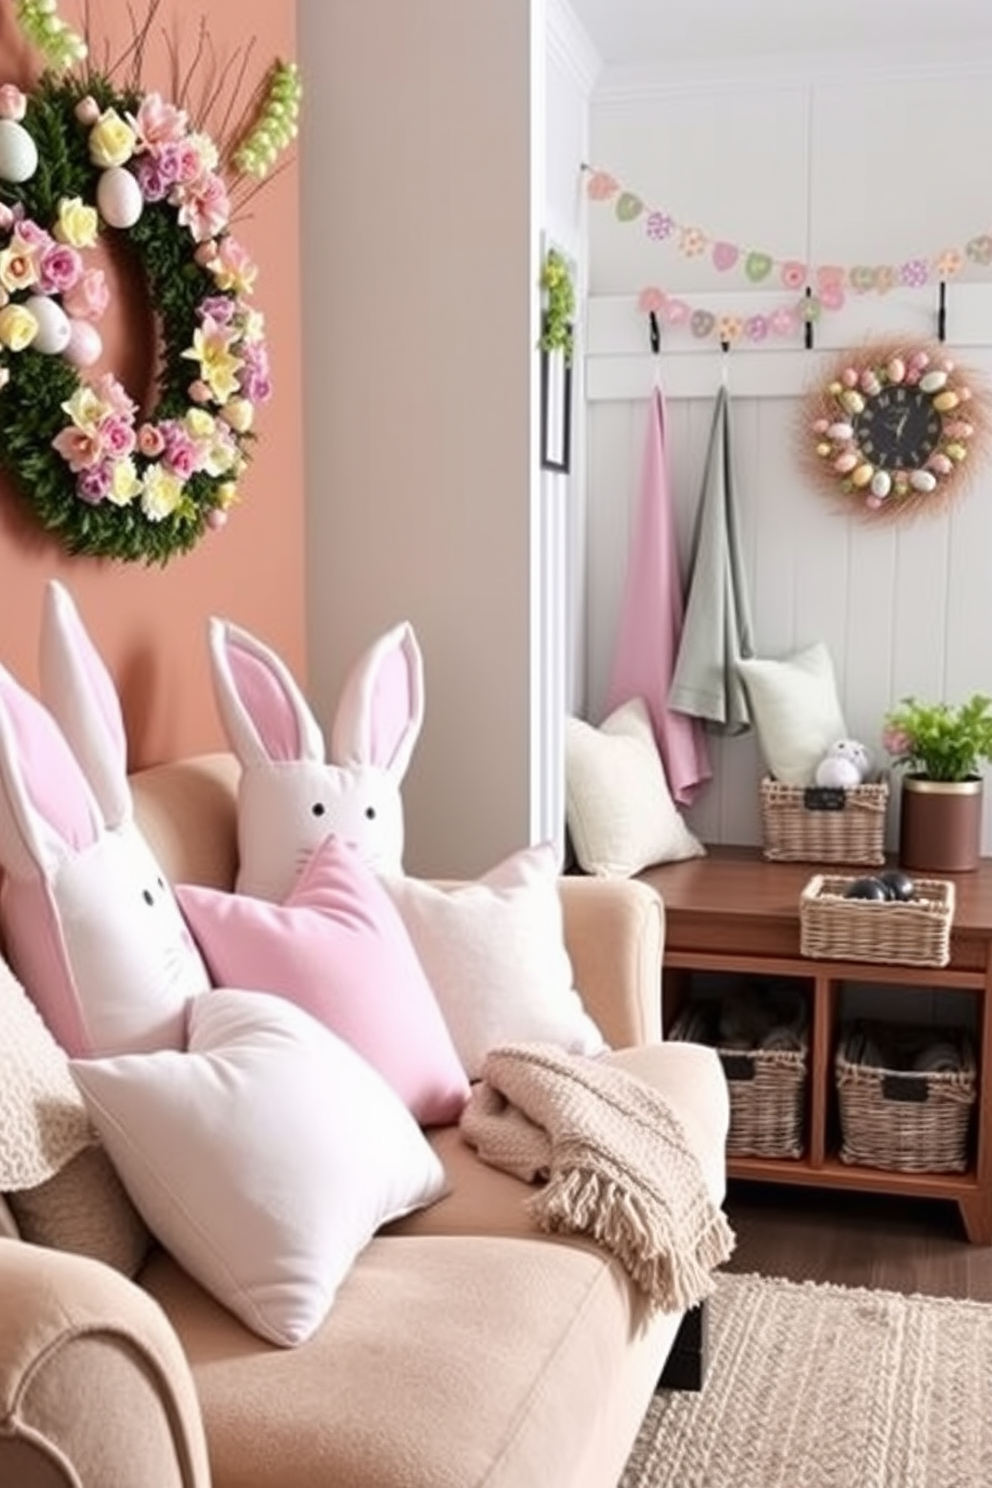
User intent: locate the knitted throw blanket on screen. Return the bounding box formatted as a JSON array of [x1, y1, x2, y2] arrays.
[[460, 1043, 735, 1315]]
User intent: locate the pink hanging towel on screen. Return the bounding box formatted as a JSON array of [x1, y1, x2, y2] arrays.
[[606, 386, 711, 806]]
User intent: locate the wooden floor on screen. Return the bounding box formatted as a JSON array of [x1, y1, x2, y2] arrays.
[[722, 1179, 992, 1301]]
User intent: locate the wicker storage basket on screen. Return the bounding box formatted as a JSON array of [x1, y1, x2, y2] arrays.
[[670, 991, 808, 1160], [836, 1021, 976, 1172], [800, 873, 954, 968], [760, 777, 889, 865]]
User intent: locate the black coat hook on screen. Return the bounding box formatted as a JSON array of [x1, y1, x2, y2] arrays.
[[804, 286, 815, 351], [648, 310, 661, 355], [938, 280, 947, 343]]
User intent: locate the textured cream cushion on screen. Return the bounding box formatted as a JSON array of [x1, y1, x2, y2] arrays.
[[0, 956, 93, 1190], [0, 955, 147, 1274], [382, 845, 606, 1078], [71, 989, 448, 1347], [737, 641, 848, 787], [565, 698, 705, 877]]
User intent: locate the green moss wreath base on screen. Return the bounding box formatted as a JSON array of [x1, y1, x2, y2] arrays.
[[0, 71, 272, 564]]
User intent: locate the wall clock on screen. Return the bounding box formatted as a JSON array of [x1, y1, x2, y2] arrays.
[[801, 339, 991, 520]]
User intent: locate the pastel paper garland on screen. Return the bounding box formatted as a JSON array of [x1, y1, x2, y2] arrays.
[[586, 166, 992, 332]]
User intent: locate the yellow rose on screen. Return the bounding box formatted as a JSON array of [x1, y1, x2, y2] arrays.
[[107, 457, 142, 507], [0, 303, 38, 352], [220, 398, 253, 433], [184, 409, 216, 440], [55, 197, 99, 249], [88, 109, 136, 169], [140, 464, 184, 521]]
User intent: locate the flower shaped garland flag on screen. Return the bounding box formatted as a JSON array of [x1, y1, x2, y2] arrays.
[[0, 1, 301, 564]]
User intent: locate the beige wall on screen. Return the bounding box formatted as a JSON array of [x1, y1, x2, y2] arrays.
[[0, 0, 305, 766], [301, 0, 541, 877]]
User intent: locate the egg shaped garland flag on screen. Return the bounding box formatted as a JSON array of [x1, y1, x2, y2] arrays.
[[801, 339, 992, 522], [0, 5, 301, 564]]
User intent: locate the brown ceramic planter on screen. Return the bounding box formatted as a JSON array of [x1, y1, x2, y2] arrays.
[[898, 775, 984, 873]]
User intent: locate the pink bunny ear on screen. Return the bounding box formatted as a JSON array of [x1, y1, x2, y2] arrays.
[[330, 622, 424, 781], [39, 580, 131, 829], [209, 618, 326, 768], [0, 662, 102, 881]]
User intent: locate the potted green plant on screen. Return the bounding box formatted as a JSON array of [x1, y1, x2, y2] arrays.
[[882, 693, 992, 872]]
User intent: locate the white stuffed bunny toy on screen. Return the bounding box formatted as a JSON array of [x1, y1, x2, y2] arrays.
[[0, 582, 211, 1058], [814, 738, 872, 789], [209, 616, 424, 901]]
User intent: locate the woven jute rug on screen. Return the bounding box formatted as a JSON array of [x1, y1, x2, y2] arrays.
[[621, 1271, 992, 1488]]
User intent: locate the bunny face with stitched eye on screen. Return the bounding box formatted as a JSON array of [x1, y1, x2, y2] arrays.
[[0, 586, 212, 1058], [209, 617, 424, 903], [7, 825, 210, 1054]]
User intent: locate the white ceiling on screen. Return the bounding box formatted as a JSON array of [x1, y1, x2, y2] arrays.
[[568, 0, 992, 72]]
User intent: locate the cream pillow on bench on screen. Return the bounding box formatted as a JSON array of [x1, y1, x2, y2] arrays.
[[565, 697, 704, 878]]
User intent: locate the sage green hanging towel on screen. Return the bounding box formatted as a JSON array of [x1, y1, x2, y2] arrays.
[[668, 385, 754, 733]]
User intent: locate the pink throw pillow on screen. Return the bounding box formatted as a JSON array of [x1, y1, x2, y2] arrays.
[[177, 836, 469, 1126]]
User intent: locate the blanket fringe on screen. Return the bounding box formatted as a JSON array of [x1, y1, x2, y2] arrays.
[[528, 1166, 735, 1314]]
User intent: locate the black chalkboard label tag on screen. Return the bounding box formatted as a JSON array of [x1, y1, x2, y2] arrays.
[[803, 786, 846, 812], [720, 1053, 756, 1081], [881, 1074, 929, 1104]]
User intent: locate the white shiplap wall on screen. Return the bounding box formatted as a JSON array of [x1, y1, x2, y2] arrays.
[[583, 60, 992, 855]]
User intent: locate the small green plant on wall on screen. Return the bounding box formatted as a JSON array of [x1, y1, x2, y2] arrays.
[[539, 247, 574, 366]]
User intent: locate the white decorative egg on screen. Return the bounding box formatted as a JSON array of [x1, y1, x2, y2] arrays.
[[96, 166, 143, 228], [63, 318, 103, 367], [870, 470, 892, 499], [910, 470, 937, 493], [0, 118, 38, 183], [826, 422, 854, 441], [919, 370, 948, 394], [886, 357, 906, 385], [22, 295, 70, 355]]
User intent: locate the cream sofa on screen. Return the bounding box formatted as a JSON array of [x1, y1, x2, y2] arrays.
[[0, 753, 730, 1488]]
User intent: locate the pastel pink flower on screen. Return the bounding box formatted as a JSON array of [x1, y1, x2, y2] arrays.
[[13, 219, 49, 248], [76, 462, 113, 504], [209, 237, 257, 296], [52, 425, 104, 472], [130, 92, 188, 149], [0, 84, 27, 122], [74, 96, 101, 127], [176, 172, 230, 242], [98, 412, 137, 460], [134, 155, 171, 202], [37, 243, 83, 295], [137, 422, 167, 458], [62, 268, 109, 321], [92, 372, 136, 421]]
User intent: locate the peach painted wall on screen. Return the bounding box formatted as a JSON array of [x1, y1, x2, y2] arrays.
[[0, 0, 304, 766]]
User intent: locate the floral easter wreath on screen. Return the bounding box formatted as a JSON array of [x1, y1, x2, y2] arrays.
[[801, 339, 992, 521], [0, 18, 300, 564]]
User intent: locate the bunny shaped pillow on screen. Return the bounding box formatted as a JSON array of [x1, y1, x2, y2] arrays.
[[0, 581, 211, 1058], [209, 616, 424, 901]]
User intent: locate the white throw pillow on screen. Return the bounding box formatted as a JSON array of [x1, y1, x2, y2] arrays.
[[71, 989, 447, 1347], [565, 698, 705, 877], [382, 844, 607, 1079], [737, 642, 848, 787]]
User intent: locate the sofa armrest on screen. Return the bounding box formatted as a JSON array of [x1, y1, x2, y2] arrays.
[[558, 877, 665, 1049], [0, 1240, 210, 1488]]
